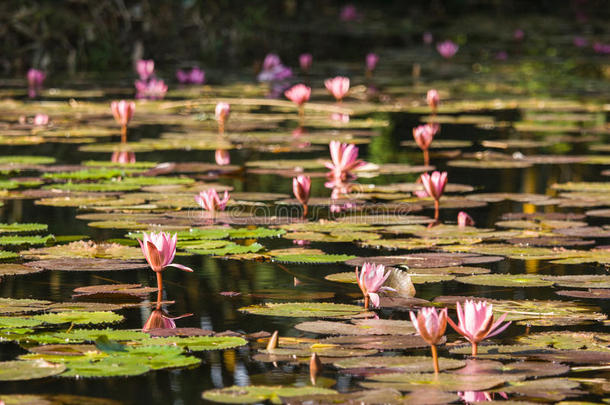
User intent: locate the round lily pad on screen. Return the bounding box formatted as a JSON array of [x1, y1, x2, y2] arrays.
[[0, 263, 45, 277], [516, 332, 610, 352], [30, 311, 124, 325], [456, 274, 554, 287], [542, 275, 610, 289], [141, 336, 247, 351], [0, 360, 66, 381], [0, 223, 48, 234], [360, 372, 507, 392], [202, 385, 337, 404], [61, 358, 151, 378], [24, 258, 148, 271], [294, 319, 415, 336], [272, 253, 356, 264], [239, 302, 364, 318], [334, 356, 465, 372]]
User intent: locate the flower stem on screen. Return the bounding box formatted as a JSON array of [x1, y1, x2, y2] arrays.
[[303, 204, 308, 219], [156, 272, 163, 305], [298, 105, 305, 127], [423, 149, 429, 166], [434, 199, 440, 221], [471, 342, 478, 357], [218, 120, 224, 136], [431, 344, 439, 374], [363, 295, 369, 310], [120, 125, 127, 143]]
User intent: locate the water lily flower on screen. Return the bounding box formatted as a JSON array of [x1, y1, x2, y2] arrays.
[[110, 100, 136, 143], [195, 189, 230, 213], [325, 141, 365, 181], [426, 89, 440, 112], [419, 171, 447, 221], [325, 76, 350, 102], [355, 262, 395, 309], [366, 53, 379, 77], [27, 68, 46, 98], [215, 102, 230, 135], [176, 67, 205, 84], [513, 29, 525, 41], [593, 42, 610, 54], [412, 123, 439, 166], [299, 53, 313, 72], [33, 114, 49, 126], [458, 211, 475, 227], [258, 53, 292, 83], [423, 31, 433, 45], [138, 231, 193, 298], [285, 84, 311, 126], [136, 59, 155, 81], [135, 78, 168, 100], [310, 353, 322, 385], [292, 175, 311, 218], [142, 308, 191, 331], [215, 149, 230, 165], [573, 36, 588, 48], [339, 4, 359, 21], [447, 300, 511, 356], [436, 40, 459, 59], [409, 307, 448, 374], [330, 112, 350, 123], [111, 150, 136, 164]]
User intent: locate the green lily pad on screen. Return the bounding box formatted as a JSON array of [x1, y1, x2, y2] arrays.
[[0, 223, 48, 234], [240, 302, 364, 318], [516, 332, 610, 352], [61, 358, 151, 378], [140, 336, 247, 351], [0, 156, 56, 165], [0, 297, 51, 315], [0, 235, 54, 246], [272, 253, 356, 264], [30, 311, 124, 325], [361, 372, 507, 392], [294, 319, 416, 336], [334, 356, 465, 372], [0, 360, 66, 381], [499, 378, 581, 402], [456, 274, 554, 287], [187, 242, 263, 256], [542, 275, 610, 289], [227, 227, 285, 239], [0, 250, 20, 260], [202, 385, 337, 404], [0, 317, 44, 329]]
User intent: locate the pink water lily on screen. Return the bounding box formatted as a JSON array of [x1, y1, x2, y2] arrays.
[[356, 262, 395, 309], [33, 114, 49, 126], [27, 68, 46, 98], [447, 300, 511, 356], [215, 149, 230, 166], [299, 53, 312, 71], [138, 231, 193, 274], [420, 171, 447, 222], [215, 102, 230, 135], [325, 141, 365, 181], [142, 308, 192, 332], [437, 40, 459, 59], [136, 59, 155, 81], [366, 53, 379, 75], [412, 123, 439, 166], [110, 100, 136, 143], [410, 307, 448, 374], [195, 189, 230, 213], [135, 78, 167, 100], [258, 53, 292, 82], [325, 76, 350, 102], [458, 211, 475, 227], [176, 67, 205, 84], [292, 175, 311, 218], [340, 4, 359, 21], [285, 84, 311, 125], [427, 89, 440, 112], [111, 151, 136, 164]]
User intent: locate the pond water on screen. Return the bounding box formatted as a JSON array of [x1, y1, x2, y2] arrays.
[[1, 39, 610, 404]]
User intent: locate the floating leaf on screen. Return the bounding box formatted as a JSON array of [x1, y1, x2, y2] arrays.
[[361, 372, 507, 392], [24, 258, 148, 271], [140, 336, 247, 351], [272, 253, 356, 264], [516, 332, 610, 352], [202, 385, 337, 404], [294, 319, 415, 336], [240, 302, 364, 318], [31, 311, 124, 325], [0, 360, 66, 381], [334, 356, 464, 372], [0, 223, 48, 234], [456, 274, 553, 287]]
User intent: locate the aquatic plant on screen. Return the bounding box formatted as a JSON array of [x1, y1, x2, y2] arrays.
[[457, 211, 475, 227], [419, 171, 447, 222], [176, 67, 205, 84], [292, 175, 311, 218], [299, 53, 312, 72], [409, 307, 448, 374], [426, 89, 439, 113], [284, 84, 311, 126], [33, 114, 49, 126], [110, 100, 136, 143], [215, 102, 230, 135], [325, 76, 350, 102], [111, 151, 136, 164], [355, 262, 395, 309], [195, 189, 230, 213], [27, 68, 45, 98], [412, 123, 439, 166], [137, 231, 193, 300], [136, 59, 154, 81], [214, 149, 230, 165], [142, 308, 191, 331], [436, 40, 459, 59], [257, 53, 292, 82], [366, 53, 379, 77], [325, 141, 364, 181], [447, 300, 511, 356], [135, 78, 167, 100]]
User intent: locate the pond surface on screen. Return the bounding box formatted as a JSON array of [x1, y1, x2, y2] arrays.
[[0, 32, 610, 404]]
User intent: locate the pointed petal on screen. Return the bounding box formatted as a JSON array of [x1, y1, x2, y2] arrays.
[[167, 263, 194, 273]]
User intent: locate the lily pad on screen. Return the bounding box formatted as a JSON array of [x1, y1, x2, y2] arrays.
[[202, 385, 337, 404], [0, 360, 66, 381], [361, 372, 507, 392], [30, 311, 124, 325], [0, 223, 48, 234], [456, 274, 554, 287], [272, 253, 356, 264], [240, 302, 364, 318], [24, 258, 148, 271], [334, 356, 465, 372]]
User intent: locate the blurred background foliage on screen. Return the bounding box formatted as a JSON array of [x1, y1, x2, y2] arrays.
[[1, 0, 609, 76]]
